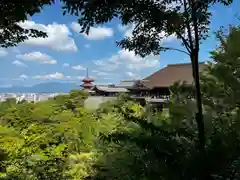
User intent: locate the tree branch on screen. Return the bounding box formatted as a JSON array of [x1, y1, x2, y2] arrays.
[[175, 31, 192, 54], [162, 47, 190, 55], [184, 0, 194, 50], [162, 20, 191, 54], [192, 0, 200, 51]]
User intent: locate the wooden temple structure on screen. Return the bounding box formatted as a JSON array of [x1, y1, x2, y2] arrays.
[[84, 63, 206, 109], [81, 68, 95, 92]]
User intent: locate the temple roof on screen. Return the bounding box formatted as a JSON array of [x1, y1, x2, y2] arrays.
[[117, 80, 139, 88], [141, 62, 206, 89], [93, 85, 129, 93]]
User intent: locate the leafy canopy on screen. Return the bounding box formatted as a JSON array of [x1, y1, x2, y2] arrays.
[[62, 0, 232, 57], [0, 0, 55, 48], [0, 90, 134, 179]]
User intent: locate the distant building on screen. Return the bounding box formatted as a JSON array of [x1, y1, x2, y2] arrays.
[[92, 85, 129, 96], [81, 68, 94, 92], [142, 62, 206, 89], [85, 63, 206, 110], [131, 62, 206, 108]]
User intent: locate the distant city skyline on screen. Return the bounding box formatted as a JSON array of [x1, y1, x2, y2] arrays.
[[0, 93, 66, 103], [0, 81, 119, 93], [0, 82, 80, 93]]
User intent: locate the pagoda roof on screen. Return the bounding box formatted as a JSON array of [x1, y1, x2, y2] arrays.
[[81, 83, 93, 87], [140, 62, 206, 89], [82, 77, 94, 82]]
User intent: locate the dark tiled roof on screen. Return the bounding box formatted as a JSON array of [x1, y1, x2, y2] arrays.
[[82, 77, 94, 82], [81, 82, 94, 87], [93, 85, 129, 92], [142, 63, 206, 89], [117, 80, 139, 88]]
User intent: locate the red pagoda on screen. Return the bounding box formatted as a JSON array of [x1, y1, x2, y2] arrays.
[[81, 68, 94, 92]]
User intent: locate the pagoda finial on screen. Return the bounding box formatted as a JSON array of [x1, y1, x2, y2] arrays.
[[86, 68, 89, 77]]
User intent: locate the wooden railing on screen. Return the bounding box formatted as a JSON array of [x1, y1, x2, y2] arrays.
[[131, 94, 170, 103]]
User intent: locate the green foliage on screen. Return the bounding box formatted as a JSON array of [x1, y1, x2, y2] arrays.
[[0, 90, 130, 179], [1, 25, 240, 180], [201, 26, 240, 112], [84, 25, 240, 180], [61, 0, 232, 56], [53, 90, 89, 111], [3, 1, 240, 179], [61, 0, 234, 159], [0, 1, 55, 48]]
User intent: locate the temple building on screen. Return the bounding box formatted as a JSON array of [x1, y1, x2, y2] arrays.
[[81, 68, 94, 92], [91, 63, 205, 104], [129, 62, 206, 108], [133, 62, 206, 97], [92, 84, 129, 96], [84, 63, 206, 110]]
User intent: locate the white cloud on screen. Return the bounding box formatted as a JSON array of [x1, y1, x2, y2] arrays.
[[94, 59, 119, 71], [63, 75, 85, 81], [71, 22, 113, 40], [117, 24, 127, 32], [12, 60, 27, 67], [159, 31, 177, 44], [16, 52, 57, 64], [20, 74, 28, 79], [76, 76, 85, 80], [94, 49, 160, 71], [72, 65, 86, 70], [92, 70, 110, 76], [33, 72, 64, 80], [96, 72, 109, 76], [118, 23, 176, 43], [0, 48, 8, 57], [126, 72, 140, 79], [43, 60, 57, 64], [118, 24, 135, 37], [63, 63, 70, 67], [18, 20, 78, 52]]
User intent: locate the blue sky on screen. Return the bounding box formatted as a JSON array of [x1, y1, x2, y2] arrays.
[[0, 1, 239, 87]]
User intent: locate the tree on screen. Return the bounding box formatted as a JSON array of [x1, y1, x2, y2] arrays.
[[61, 0, 233, 153], [0, 1, 54, 48], [53, 90, 89, 111], [60, 0, 234, 178], [197, 25, 240, 179], [0, 90, 131, 179], [201, 26, 240, 113]]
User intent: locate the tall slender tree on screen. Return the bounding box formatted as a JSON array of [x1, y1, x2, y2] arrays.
[[61, 0, 233, 153]]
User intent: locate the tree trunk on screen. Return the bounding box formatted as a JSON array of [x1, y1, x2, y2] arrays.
[[192, 49, 205, 153], [191, 49, 212, 180]]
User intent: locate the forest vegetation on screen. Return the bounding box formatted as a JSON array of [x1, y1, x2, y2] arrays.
[[1, 0, 240, 179], [1, 26, 240, 179]]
